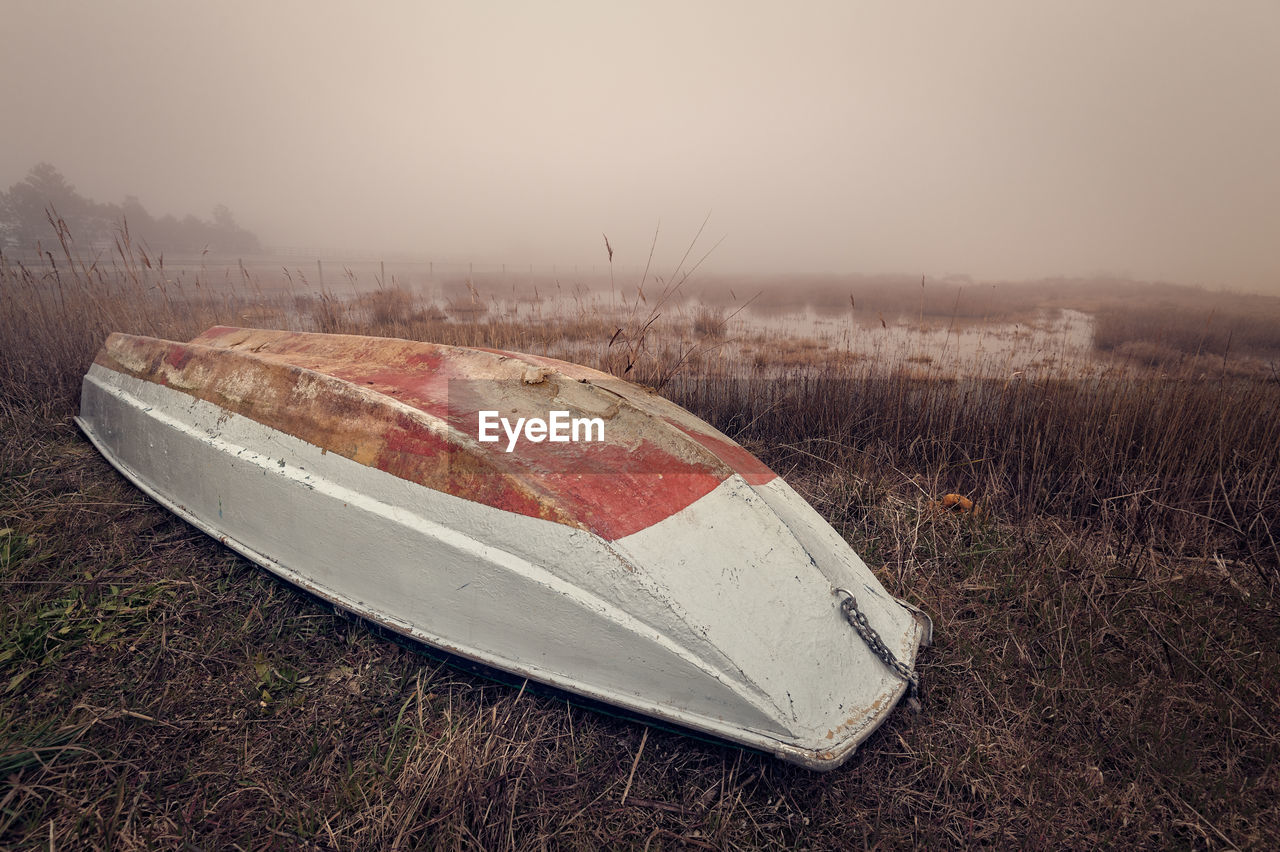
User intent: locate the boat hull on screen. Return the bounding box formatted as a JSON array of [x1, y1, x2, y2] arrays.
[[77, 329, 928, 769]]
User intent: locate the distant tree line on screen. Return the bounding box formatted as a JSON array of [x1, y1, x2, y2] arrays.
[[0, 163, 261, 255]]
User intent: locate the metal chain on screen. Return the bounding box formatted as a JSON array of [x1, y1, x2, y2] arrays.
[[834, 588, 921, 708]]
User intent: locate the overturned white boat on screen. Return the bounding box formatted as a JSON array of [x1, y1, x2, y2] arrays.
[[76, 326, 930, 769]]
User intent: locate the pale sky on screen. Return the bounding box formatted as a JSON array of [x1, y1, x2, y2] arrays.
[[3, 1, 1278, 290]]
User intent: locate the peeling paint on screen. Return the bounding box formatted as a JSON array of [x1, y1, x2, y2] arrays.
[[97, 328, 782, 541]]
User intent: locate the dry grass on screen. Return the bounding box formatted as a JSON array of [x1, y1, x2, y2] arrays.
[[668, 367, 1280, 572], [689, 274, 1135, 323], [691, 304, 727, 339], [2, 233, 1278, 849], [1092, 298, 1280, 360]]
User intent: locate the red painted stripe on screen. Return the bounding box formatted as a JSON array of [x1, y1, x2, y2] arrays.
[[117, 329, 776, 539], [664, 419, 776, 486]]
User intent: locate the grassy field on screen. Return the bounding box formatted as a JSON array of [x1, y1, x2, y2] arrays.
[[2, 235, 1279, 849]]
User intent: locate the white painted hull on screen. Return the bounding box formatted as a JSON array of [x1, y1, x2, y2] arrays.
[[77, 329, 928, 769]]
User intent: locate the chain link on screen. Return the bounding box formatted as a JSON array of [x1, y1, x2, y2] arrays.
[[835, 589, 922, 707]]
